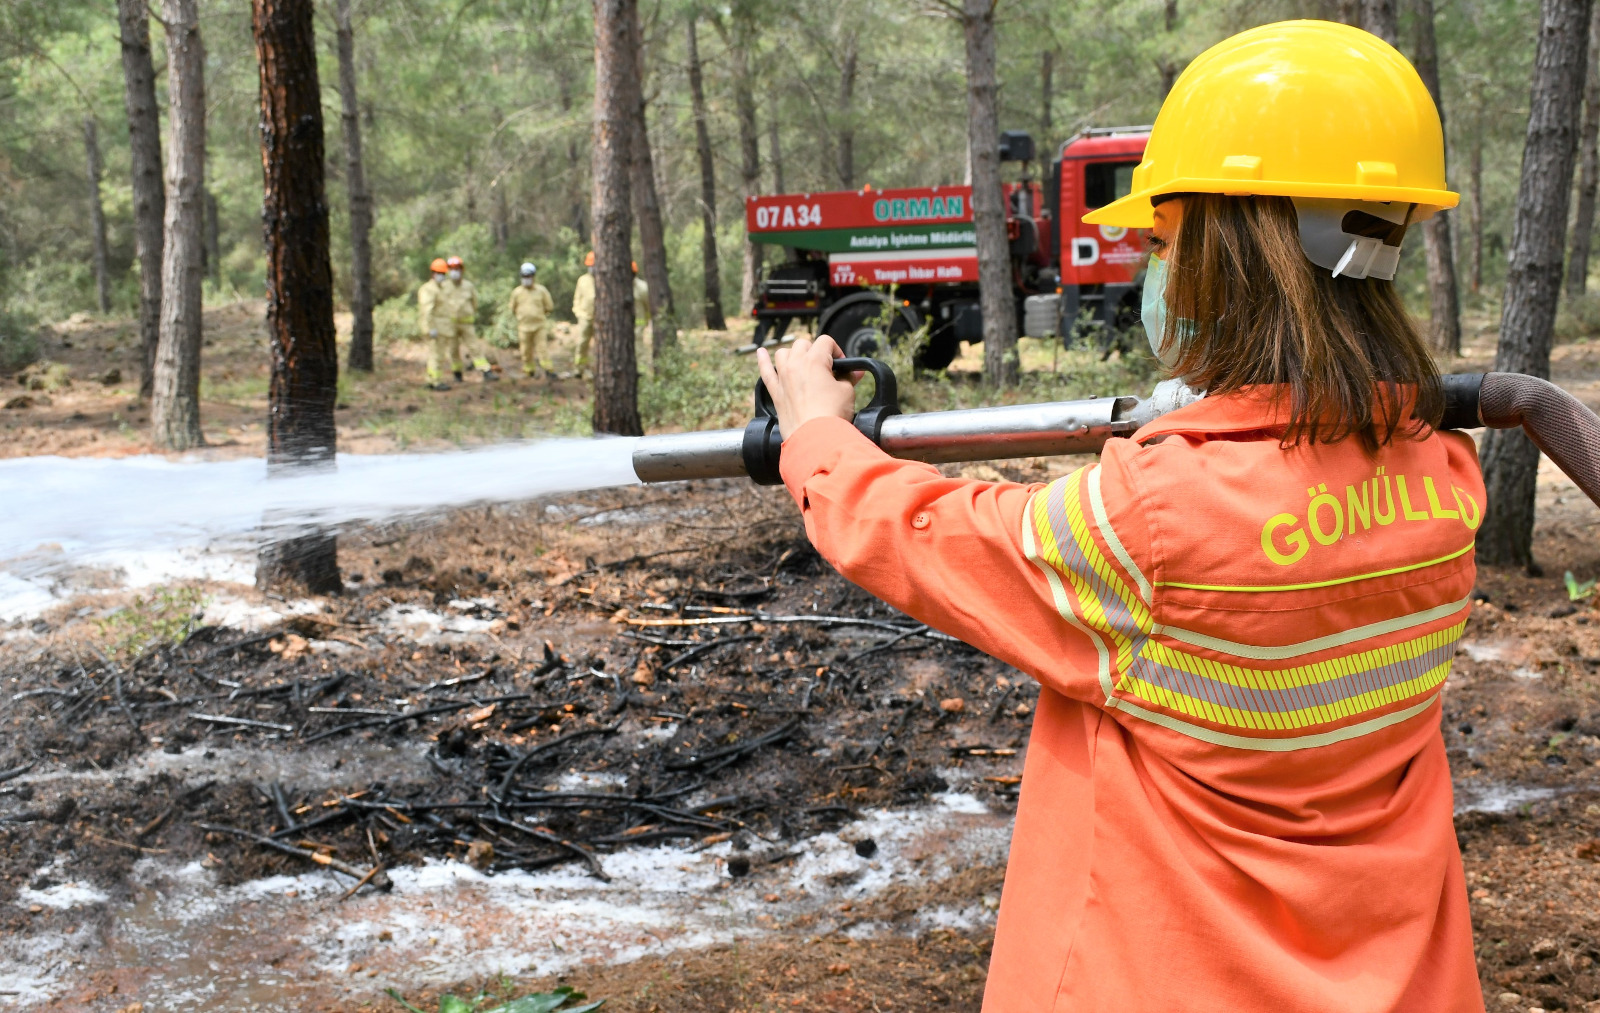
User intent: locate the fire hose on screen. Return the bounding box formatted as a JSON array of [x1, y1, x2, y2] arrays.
[[630, 359, 1600, 510]]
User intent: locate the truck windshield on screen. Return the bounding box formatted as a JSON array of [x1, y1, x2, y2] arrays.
[[1084, 161, 1139, 209]]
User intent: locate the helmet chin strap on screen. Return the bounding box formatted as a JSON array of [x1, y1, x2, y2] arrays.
[[1291, 197, 1414, 281]]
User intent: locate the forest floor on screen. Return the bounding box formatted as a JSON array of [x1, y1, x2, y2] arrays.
[[1, 303, 1599, 1012]]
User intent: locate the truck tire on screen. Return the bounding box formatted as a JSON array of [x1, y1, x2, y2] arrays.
[[822, 295, 955, 369], [915, 332, 961, 371]]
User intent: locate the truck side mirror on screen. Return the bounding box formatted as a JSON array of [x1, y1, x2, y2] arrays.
[[999, 130, 1036, 163]]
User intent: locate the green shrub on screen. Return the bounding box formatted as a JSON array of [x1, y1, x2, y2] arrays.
[[0, 306, 39, 373]]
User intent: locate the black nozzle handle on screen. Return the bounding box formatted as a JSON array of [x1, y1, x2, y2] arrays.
[[744, 357, 901, 485], [1439, 373, 1483, 431]]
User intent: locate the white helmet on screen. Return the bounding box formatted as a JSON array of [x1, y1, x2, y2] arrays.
[[519, 262, 537, 276]]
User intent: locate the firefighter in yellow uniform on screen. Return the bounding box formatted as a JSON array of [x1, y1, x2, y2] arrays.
[[437, 255, 500, 382], [572, 251, 596, 377], [633, 262, 653, 374], [420, 258, 451, 389], [508, 261, 555, 378]]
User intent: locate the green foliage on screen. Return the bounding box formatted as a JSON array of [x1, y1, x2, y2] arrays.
[[640, 335, 763, 432], [384, 984, 602, 1013], [0, 307, 40, 373], [1555, 293, 1600, 345], [1565, 570, 1596, 602], [1, 0, 1546, 335], [96, 586, 206, 658]]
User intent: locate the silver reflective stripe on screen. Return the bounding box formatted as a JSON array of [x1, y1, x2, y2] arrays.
[[1088, 464, 1152, 603], [1152, 596, 1473, 661]]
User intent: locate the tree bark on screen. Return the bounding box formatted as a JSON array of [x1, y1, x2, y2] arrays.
[[768, 114, 785, 194], [1336, 0, 1361, 25], [591, 0, 641, 436], [628, 3, 676, 353], [732, 21, 762, 317], [837, 29, 858, 189], [1479, 0, 1594, 569], [1360, 0, 1399, 43], [151, 0, 206, 451], [335, 0, 375, 373], [1412, 0, 1462, 355], [1040, 48, 1054, 149], [687, 15, 725, 331], [117, 0, 164, 401], [253, 0, 342, 593], [1470, 132, 1484, 292], [1568, 1, 1600, 297], [1157, 1, 1180, 99], [204, 189, 221, 285], [84, 118, 111, 315], [963, 0, 1018, 387], [559, 73, 587, 239]]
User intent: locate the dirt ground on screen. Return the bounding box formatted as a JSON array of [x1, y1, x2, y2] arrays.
[[3, 305, 1600, 1011]]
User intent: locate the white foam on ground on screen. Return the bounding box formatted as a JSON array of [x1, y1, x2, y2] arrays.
[[0, 793, 1011, 1010]]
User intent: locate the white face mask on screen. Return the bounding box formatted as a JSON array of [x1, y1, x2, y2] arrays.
[[448, 269, 463, 281], [521, 277, 534, 286], [432, 272, 446, 282]]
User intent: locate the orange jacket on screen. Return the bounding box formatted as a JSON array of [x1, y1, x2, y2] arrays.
[[780, 389, 1485, 1013]]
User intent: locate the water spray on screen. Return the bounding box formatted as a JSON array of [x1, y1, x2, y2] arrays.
[[631, 360, 1600, 510]]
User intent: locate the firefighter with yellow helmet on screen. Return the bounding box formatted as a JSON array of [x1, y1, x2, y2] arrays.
[[419, 257, 452, 389], [509, 261, 555, 379], [759, 21, 1486, 1011], [572, 251, 596, 378]]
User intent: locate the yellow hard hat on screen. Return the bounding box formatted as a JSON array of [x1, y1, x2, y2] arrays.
[[1086, 20, 1459, 229]]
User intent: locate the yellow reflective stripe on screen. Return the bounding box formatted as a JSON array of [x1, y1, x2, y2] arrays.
[[1120, 658, 1450, 731], [1156, 540, 1475, 593], [1113, 693, 1441, 752], [1153, 596, 1472, 660], [1088, 464, 1151, 603], [1022, 488, 1118, 702]]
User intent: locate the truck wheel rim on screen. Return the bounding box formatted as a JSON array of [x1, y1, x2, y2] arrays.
[[843, 327, 882, 358]]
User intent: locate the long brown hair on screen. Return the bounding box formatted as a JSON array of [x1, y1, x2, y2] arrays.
[[1160, 193, 1442, 450]]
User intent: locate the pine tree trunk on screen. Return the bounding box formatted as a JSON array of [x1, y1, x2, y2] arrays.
[[204, 189, 221, 285], [686, 16, 725, 331], [1470, 133, 1484, 292], [1360, 0, 1399, 42], [335, 0, 375, 373], [1479, 0, 1594, 569], [1413, 0, 1462, 355], [151, 0, 207, 451], [252, 0, 342, 593], [84, 118, 111, 315], [591, 0, 642, 436], [768, 116, 785, 194], [963, 0, 1018, 387], [629, 4, 676, 354], [559, 74, 587, 239], [732, 25, 762, 317], [117, 0, 164, 401], [1567, 1, 1600, 298], [837, 30, 858, 189], [1039, 49, 1054, 148]]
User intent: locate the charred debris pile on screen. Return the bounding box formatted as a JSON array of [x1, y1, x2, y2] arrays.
[[0, 490, 1038, 897]]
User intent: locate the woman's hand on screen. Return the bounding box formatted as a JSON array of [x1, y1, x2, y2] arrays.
[[756, 335, 860, 440]]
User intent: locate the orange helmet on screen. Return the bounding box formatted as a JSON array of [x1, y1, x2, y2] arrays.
[[631, 261, 638, 273], [446, 256, 463, 270], [430, 257, 448, 274], [584, 251, 595, 267]]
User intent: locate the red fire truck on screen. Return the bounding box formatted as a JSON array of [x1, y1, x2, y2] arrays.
[[745, 127, 1152, 369]]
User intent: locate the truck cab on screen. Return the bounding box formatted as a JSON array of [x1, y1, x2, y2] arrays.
[[1048, 127, 1152, 347], [744, 126, 1151, 368]]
